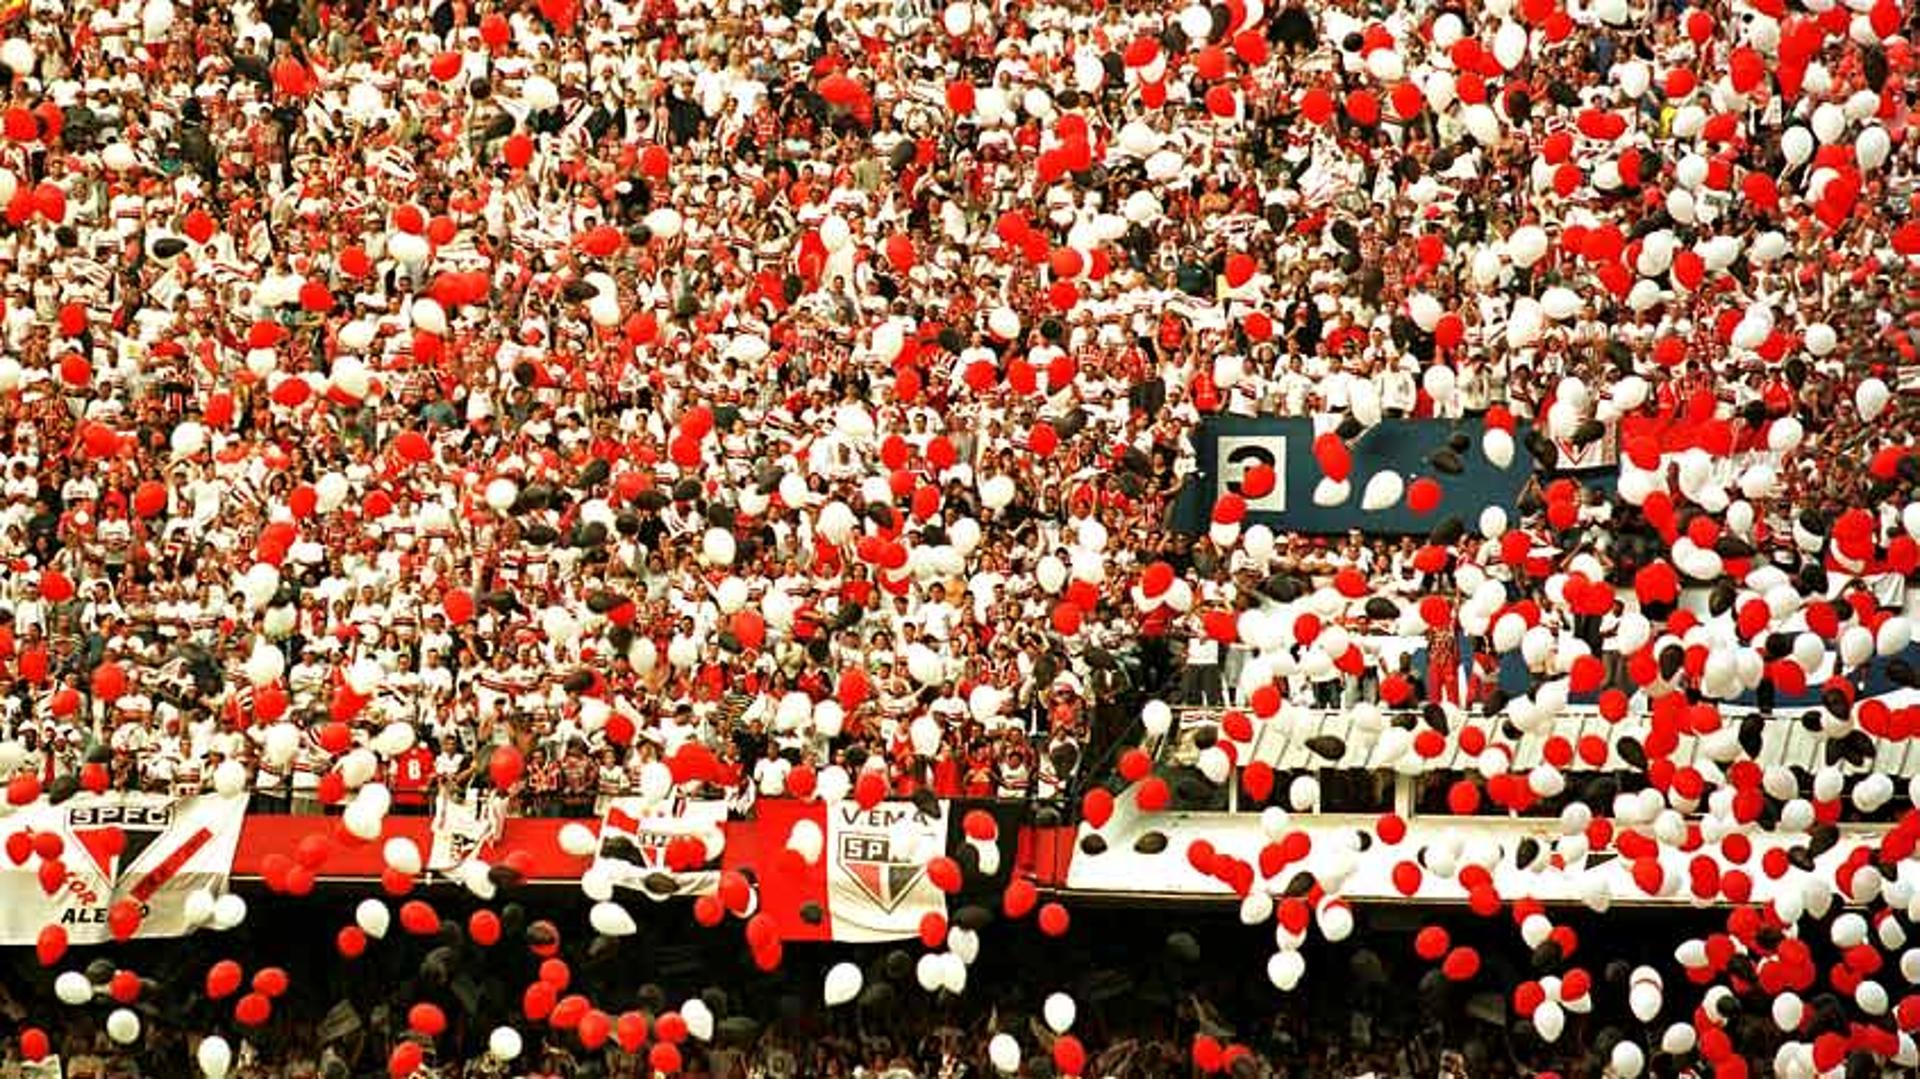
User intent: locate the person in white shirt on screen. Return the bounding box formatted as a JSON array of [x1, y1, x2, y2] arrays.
[[1179, 614, 1224, 706], [915, 581, 958, 642], [751, 742, 790, 797]]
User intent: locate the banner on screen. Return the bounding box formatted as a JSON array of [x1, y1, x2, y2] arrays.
[[824, 799, 949, 943], [0, 794, 248, 945], [1176, 417, 1530, 536], [428, 792, 506, 874], [1553, 419, 1619, 471], [1063, 788, 1887, 907], [593, 797, 729, 898]]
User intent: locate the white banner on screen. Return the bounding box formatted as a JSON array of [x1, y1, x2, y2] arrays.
[[0, 794, 249, 945], [593, 797, 729, 898], [825, 799, 949, 943], [1064, 788, 1890, 908]]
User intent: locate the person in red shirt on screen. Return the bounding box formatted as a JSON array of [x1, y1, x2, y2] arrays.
[[389, 733, 438, 815]]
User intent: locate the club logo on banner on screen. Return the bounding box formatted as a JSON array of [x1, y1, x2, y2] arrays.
[[0, 794, 248, 945], [593, 797, 729, 898], [827, 800, 948, 943]]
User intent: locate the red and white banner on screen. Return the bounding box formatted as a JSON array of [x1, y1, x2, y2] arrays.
[[824, 799, 949, 943], [0, 794, 249, 945], [593, 797, 729, 898], [427, 792, 507, 874]]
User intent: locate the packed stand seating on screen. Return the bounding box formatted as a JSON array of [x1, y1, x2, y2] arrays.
[[0, 0, 1907, 829]]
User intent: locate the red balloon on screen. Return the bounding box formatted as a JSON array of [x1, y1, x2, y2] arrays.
[[649, 1043, 683, 1075], [181, 208, 217, 244], [35, 924, 66, 967], [441, 588, 476, 625], [337, 926, 367, 958], [297, 279, 334, 313], [107, 898, 142, 941], [616, 1010, 650, 1052], [884, 233, 915, 271], [408, 1002, 447, 1038], [1003, 878, 1038, 920], [388, 1042, 424, 1079], [1224, 252, 1256, 287], [253, 967, 290, 998], [578, 1009, 612, 1050], [398, 900, 440, 936], [392, 430, 432, 463], [1442, 947, 1482, 981], [1038, 902, 1071, 937], [479, 12, 509, 46], [489, 746, 525, 789], [469, 909, 502, 947], [523, 980, 557, 1022], [818, 73, 865, 107], [234, 993, 272, 1026], [1407, 477, 1443, 515], [91, 661, 128, 703], [38, 568, 73, 602], [639, 144, 671, 180], [502, 132, 534, 169], [206, 959, 245, 1000], [19, 1028, 48, 1062], [31, 182, 64, 223]]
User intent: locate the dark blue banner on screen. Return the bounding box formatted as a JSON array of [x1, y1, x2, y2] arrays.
[[1172, 416, 1532, 537]]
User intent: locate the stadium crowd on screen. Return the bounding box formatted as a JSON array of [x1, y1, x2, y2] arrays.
[[0, 0, 1908, 825], [0, 0, 1913, 1070]]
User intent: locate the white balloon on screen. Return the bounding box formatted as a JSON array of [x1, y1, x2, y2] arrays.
[[1492, 21, 1528, 69], [682, 998, 714, 1042], [1534, 1000, 1566, 1042], [212, 759, 249, 798], [1142, 699, 1173, 738], [356, 898, 391, 939], [382, 837, 423, 876], [1043, 992, 1077, 1034], [1507, 225, 1549, 268], [170, 421, 207, 459], [1858, 125, 1892, 171], [1267, 948, 1306, 990], [1857, 377, 1891, 422], [184, 888, 216, 927], [701, 527, 737, 566], [1484, 428, 1515, 469], [589, 901, 637, 936], [211, 893, 247, 930], [0, 38, 33, 76], [825, 961, 864, 1006], [106, 1008, 141, 1044], [198, 1035, 233, 1079], [55, 971, 93, 1005], [558, 822, 599, 858], [488, 1026, 523, 1061], [1361, 471, 1404, 512], [643, 207, 683, 239], [988, 1033, 1021, 1075]]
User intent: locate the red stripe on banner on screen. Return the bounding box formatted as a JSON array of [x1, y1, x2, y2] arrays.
[[723, 800, 831, 942], [604, 806, 640, 835], [128, 828, 214, 903]]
